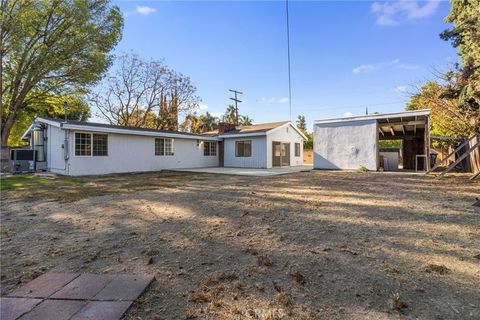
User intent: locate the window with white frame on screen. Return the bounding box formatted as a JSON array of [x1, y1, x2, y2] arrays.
[[295, 143, 301, 157], [75, 132, 108, 156], [155, 138, 174, 156], [204, 141, 217, 156]]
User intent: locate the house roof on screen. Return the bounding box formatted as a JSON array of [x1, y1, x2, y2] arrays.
[[314, 109, 430, 125], [202, 121, 290, 136], [23, 117, 221, 141]]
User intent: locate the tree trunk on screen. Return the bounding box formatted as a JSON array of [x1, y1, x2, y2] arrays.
[[1, 111, 16, 146]]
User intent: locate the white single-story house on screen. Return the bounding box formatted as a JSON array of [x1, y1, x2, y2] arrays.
[[313, 109, 431, 171], [20, 118, 306, 176]]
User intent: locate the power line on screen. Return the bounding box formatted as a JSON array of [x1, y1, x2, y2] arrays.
[[229, 89, 243, 125], [285, 0, 292, 121]]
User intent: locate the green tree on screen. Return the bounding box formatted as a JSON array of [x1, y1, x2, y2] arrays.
[[199, 112, 219, 131], [0, 0, 123, 145], [8, 94, 90, 146], [222, 105, 237, 124], [296, 115, 307, 135], [239, 115, 253, 126]]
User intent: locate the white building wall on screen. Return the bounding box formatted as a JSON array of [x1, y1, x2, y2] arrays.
[[266, 124, 304, 168], [63, 130, 218, 176], [223, 136, 267, 168], [314, 120, 378, 170]]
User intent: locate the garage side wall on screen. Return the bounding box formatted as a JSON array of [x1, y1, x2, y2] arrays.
[[223, 136, 267, 168], [314, 120, 377, 170], [66, 132, 218, 176]]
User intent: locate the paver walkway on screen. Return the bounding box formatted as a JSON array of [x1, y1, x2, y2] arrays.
[[0, 273, 154, 320]]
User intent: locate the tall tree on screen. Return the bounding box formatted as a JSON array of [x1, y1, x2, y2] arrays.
[[179, 111, 219, 133], [222, 104, 237, 124], [296, 115, 307, 135], [92, 53, 200, 131], [238, 115, 253, 126], [8, 94, 90, 146], [0, 0, 123, 145]]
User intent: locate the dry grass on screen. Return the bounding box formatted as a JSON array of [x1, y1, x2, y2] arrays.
[[1, 170, 479, 319]]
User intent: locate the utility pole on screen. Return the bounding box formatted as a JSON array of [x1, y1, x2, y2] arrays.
[[365, 106, 368, 115], [229, 89, 243, 125]]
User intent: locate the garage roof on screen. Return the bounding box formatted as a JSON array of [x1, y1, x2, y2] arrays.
[[314, 109, 430, 125]]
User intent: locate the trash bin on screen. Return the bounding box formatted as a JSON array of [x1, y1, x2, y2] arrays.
[[430, 153, 437, 168]]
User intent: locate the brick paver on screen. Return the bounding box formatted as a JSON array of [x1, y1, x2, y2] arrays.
[[1, 273, 153, 320], [93, 274, 154, 301], [18, 300, 85, 320], [7, 273, 80, 298], [50, 274, 114, 300], [70, 301, 132, 320], [0, 298, 42, 320]]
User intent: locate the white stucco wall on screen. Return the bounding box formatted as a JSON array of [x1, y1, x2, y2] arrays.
[[47, 130, 219, 176], [314, 120, 378, 170], [223, 136, 267, 168], [266, 124, 305, 168]]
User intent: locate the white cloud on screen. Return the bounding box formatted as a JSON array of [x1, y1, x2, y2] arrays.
[[210, 112, 224, 118], [398, 64, 421, 70], [394, 85, 407, 93], [343, 112, 354, 117], [352, 64, 375, 74], [277, 97, 289, 104], [136, 6, 156, 15], [372, 1, 440, 26], [198, 103, 208, 110], [261, 97, 289, 104]]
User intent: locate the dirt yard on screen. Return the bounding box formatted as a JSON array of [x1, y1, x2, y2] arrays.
[[1, 171, 479, 319]]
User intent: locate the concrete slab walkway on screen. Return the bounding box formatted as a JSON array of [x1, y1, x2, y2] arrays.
[[1, 273, 154, 320], [173, 165, 313, 177]]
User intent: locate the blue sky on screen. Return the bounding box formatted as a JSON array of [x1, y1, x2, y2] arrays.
[[109, 0, 456, 129]]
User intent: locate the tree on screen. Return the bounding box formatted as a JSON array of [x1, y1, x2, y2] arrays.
[[296, 115, 307, 135], [296, 114, 313, 149], [92, 53, 200, 131], [407, 81, 478, 137], [222, 105, 237, 124], [0, 0, 123, 145], [8, 94, 90, 146], [239, 115, 253, 126], [179, 111, 219, 133]]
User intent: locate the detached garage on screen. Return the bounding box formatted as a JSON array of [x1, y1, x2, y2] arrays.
[[313, 110, 431, 171]]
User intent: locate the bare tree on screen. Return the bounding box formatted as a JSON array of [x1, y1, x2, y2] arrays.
[[91, 53, 200, 130]]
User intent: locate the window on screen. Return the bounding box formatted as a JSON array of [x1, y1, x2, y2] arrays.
[[75, 133, 108, 156], [204, 141, 217, 156], [155, 138, 174, 156], [235, 140, 251, 157], [93, 134, 108, 156], [75, 133, 91, 156], [295, 143, 301, 157]]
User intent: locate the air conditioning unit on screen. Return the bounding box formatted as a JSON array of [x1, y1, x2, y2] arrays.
[[10, 149, 36, 173]]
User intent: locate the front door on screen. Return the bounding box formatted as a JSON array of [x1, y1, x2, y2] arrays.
[[272, 141, 290, 167], [272, 142, 281, 167], [281, 143, 290, 166]]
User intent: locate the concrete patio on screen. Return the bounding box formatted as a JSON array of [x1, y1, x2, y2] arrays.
[[172, 165, 313, 176]]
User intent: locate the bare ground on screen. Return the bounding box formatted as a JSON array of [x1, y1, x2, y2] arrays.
[[1, 170, 479, 319]]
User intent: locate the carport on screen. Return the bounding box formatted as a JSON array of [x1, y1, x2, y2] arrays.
[[313, 109, 431, 171]]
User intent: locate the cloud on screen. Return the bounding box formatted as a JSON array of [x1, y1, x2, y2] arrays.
[[398, 64, 421, 70], [136, 6, 156, 15], [261, 97, 289, 104], [394, 85, 407, 93], [210, 112, 224, 118], [372, 1, 440, 26], [352, 64, 375, 74], [343, 112, 354, 117], [198, 103, 208, 110]]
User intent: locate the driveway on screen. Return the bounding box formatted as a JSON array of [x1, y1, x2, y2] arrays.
[[171, 165, 313, 176]]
